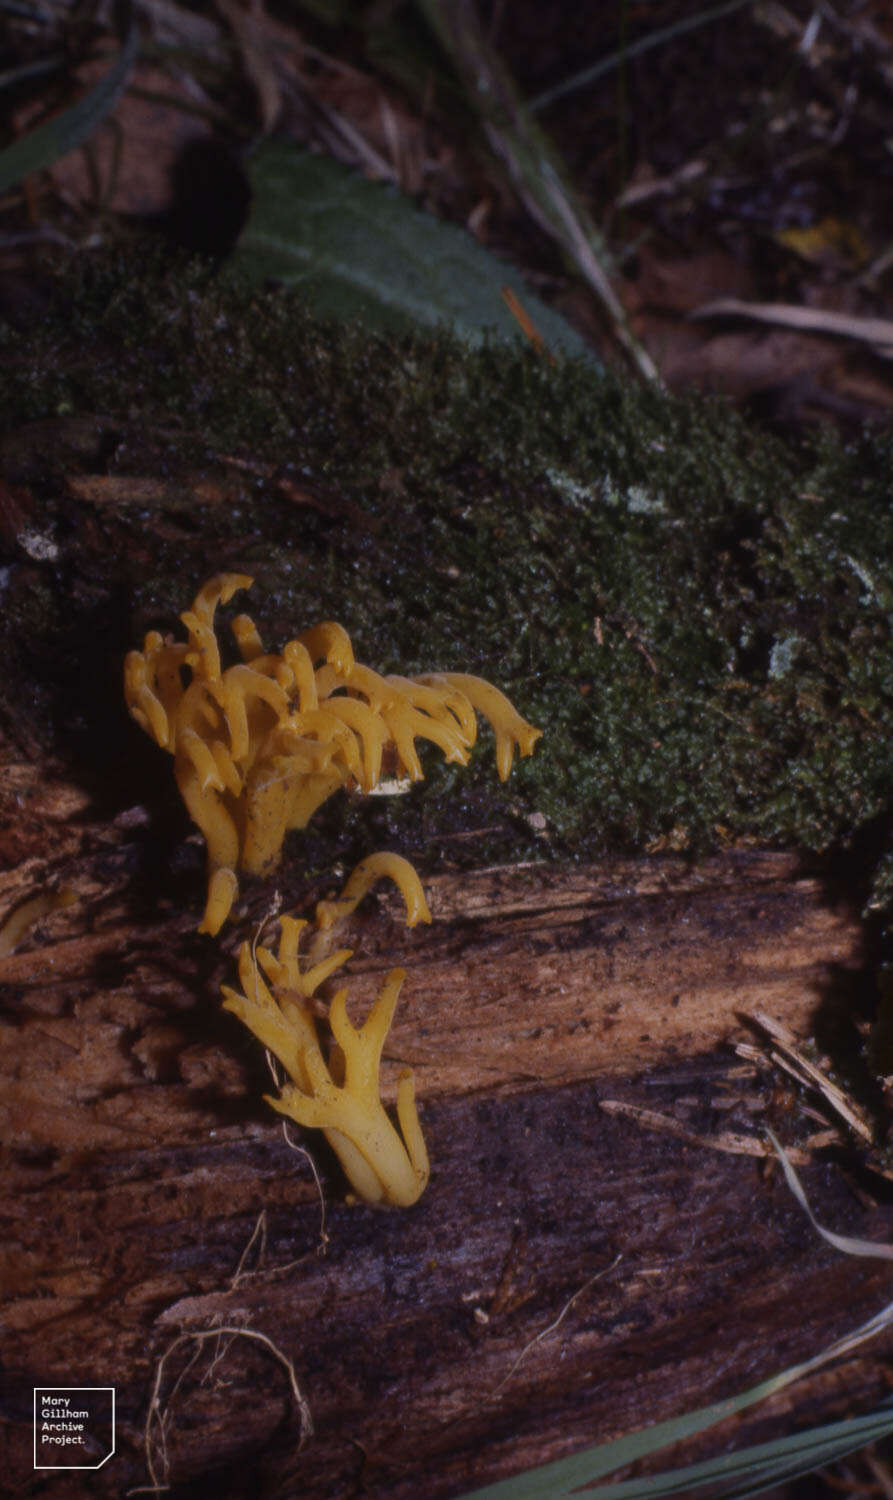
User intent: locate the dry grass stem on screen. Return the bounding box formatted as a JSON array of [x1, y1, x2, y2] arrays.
[[740, 1012, 875, 1143], [230, 1210, 268, 1288], [599, 1098, 830, 1164], [493, 1254, 621, 1395], [141, 1324, 313, 1493]]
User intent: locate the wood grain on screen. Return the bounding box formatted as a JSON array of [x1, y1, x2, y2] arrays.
[[1, 764, 888, 1499]]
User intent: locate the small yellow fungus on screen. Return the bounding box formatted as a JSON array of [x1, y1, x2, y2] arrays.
[[221, 854, 430, 1206], [125, 574, 541, 934], [314, 851, 432, 932]]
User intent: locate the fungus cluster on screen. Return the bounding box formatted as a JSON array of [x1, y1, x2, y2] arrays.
[[125, 573, 542, 1205], [125, 573, 542, 935], [222, 853, 431, 1207]]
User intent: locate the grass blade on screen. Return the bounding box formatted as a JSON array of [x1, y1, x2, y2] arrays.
[[529, 0, 751, 114], [413, 0, 658, 380], [461, 1134, 893, 1499], [0, 9, 138, 196]]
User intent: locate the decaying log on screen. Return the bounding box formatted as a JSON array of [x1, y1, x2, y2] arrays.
[[1, 763, 890, 1499]]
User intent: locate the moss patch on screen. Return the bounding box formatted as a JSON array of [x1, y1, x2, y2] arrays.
[[1, 251, 891, 914]]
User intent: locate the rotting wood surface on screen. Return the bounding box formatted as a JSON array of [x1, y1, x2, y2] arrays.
[[1, 763, 890, 1499]]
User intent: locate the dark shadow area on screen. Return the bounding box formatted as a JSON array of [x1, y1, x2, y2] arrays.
[[147, 138, 252, 259]]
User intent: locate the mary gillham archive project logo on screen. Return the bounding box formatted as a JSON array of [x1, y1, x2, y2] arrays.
[[33, 1387, 115, 1470]]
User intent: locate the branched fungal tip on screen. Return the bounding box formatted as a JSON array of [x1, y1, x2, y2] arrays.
[[222, 854, 431, 1205], [125, 574, 541, 934], [125, 575, 543, 1207]]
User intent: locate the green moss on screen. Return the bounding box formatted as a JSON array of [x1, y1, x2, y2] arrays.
[[1, 250, 891, 916]]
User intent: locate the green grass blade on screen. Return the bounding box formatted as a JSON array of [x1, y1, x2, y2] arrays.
[[529, 0, 751, 114], [0, 56, 65, 94], [584, 1403, 893, 1498], [457, 1368, 860, 1500], [461, 1136, 893, 1499], [461, 1390, 893, 1500], [0, 10, 138, 196]]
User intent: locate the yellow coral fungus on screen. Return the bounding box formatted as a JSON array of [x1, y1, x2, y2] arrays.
[[125, 573, 541, 934], [222, 855, 430, 1206], [314, 851, 432, 932]]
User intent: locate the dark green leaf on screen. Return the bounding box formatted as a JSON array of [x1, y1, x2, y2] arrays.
[[234, 142, 595, 359]]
